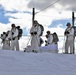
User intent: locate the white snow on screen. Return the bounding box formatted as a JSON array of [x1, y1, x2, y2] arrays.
[[0, 50, 76, 75]]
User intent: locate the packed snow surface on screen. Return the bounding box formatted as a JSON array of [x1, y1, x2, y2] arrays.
[[0, 50, 76, 75]]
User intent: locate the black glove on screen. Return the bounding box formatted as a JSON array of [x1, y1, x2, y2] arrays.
[[31, 32, 33, 35], [64, 31, 69, 35], [12, 32, 14, 35], [66, 31, 69, 34], [8, 38, 11, 41], [12, 37, 15, 40], [45, 40, 47, 43], [34, 32, 37, 35]]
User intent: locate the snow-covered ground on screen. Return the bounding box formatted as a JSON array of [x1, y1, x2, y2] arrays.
[[0, 50, 76, 75]]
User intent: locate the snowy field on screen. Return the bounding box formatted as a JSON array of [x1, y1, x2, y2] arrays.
[[0, 50, 76, 75]]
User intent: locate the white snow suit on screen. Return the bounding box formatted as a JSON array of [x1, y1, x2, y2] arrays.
[[1, 34, 6, 50], [10, 28, 19, 51], [64, 27, 74, 54], [30, 24, 41, 51]]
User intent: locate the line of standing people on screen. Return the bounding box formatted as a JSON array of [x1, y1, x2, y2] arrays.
[[0, 24, 22, 51], [1, 21, 74, 54]]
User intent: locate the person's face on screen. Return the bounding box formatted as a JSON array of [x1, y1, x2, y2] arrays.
[[11, 26, 15, 29], [47, 32, 50, 35], [67, 25, 70, 28]]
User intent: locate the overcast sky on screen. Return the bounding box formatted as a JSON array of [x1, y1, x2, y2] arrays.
[[0, 0, 76, 50]]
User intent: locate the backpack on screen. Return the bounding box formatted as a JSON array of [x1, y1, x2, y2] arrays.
[[18, 29, 23, 39], [39, 24, 44, 36], [71, 26, 76, 37], [16, 26, 23, 40], [52, 32, 59, 44], [40, 37, 44, 45]]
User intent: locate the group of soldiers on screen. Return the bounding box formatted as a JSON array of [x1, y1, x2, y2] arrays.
[[0, 21, 75, 54], [0, 24, 22, 51]]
